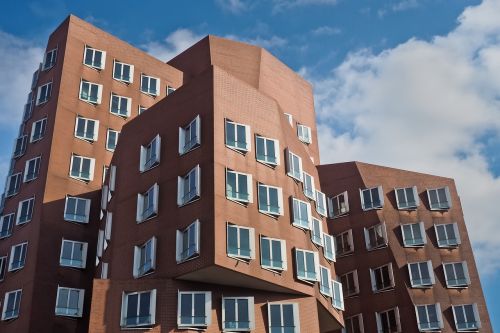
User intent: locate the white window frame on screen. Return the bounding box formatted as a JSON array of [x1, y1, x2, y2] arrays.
[[79, 80, 103, 105], [60, 239, 88, 269], [225, 119, 251, 153], [120, 290, 157, 328], [64, 196, 91, 224], [138, 105, 147, 114], [133, 237, 157, 278], [401, 222, 427, 247], [315, 190, 327, 217], [323, 233, 335, 262], [284, 113, 293, 126], [427, 186, 452, 210], [74, 116, 99, 142], [227, 223, 255, 261], [30, 117, 47, 142], [69, 154, 96, 182], [1, 289, 22, 321], [55, 286, 85, 317], [258, 183, 284, 217], [83, 46, 106, 70], [16, 197, 35, 225], [0, 213, 15, 239], [360, 185, 384, 210], [311, 217, 324, 247], [176, 220, 201, 263], [177, 291, 212, 328], [9, 242, 28, 272], [286, 149, 303, 182], [443, 261, 471, 288], [140, 134, 161, 172], [222, 297, 255, 331], [267, 303, 300, 333], [109, 93, 131, 118], [343, 314, 364, 333], [395, 186, 419, 210], [297, 123, 312, 144], [42, 48, 57, 70], [226, 169, 253, 204], [177, 165, 201, 207], [302, 171, 316, 200], [294, 248, 319, 283], [0, 256, 6, 281], [434, 223, 461, 248], [255, 135, 280, 166], [23, 92, 34, 121], [415, 303, 443, 331], [5, 172, 22, 197], [340, 270, 359, 297], [113, 60, 134, 83], [319, 266, 332, 297], [23, 156, 41, 182], [136, 183, 159, 223], [328, 191, 349, 218], [335, 229, 354, 257], [408, 261, 435, 288], [291, 197, 311, 230], [13, 135, 28, 158], [106, 128, 119, 151], [179, 115, 201, 155], [363, 222, 388, 251], [452, 304, 481, 332], [260, 236, 287, 272], [376, 307, 401, 333], [331, 280, 344, 310], [141, 74, 160, 96], [167, 85, 176, 95], [370, 263, 395, 292]]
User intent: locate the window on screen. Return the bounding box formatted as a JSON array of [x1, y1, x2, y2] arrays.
[[341, 270, 359, 297], [0, 214, 15, 239], [376, 307, 401, 333], [395, 186, 419, 209], [295, 248, 319, 283], [291, 198, 311, 229], [360, 186, 384, 210], [370, 263, 394, 292], [268, 303, 300, 333], [225, 120, 251, 152], [227, 224, 255, 261], [323, 233, 335, 262], [31, 68, 39, 89], [141, 74, 160, 96], [176, 220, 200, 263], [302, 172, 316, 200], [110, 93, 131, 118], [140, 135, 161, 172], [120, 290, 157, 328], [70, 154, 95, 182], [74, 116, 99, 142], [36, 82, 52, 105], [297, 124, 312, 144], [256, 135, 279, 166], [260, 236, 287, 272], [138, 105, 147, 114], [101, 262, 109, 279], [1, 290, 22, 321], [60, 239, 88, 269], [64, 196, 91, 223], [83, 46, 106, 70], [315, 190, 327, 217], [177, 291, 212, 328], [328, 191, 349, 218], [79, 80, 103, 104], [0, 256, 6, 281], [5, 172, 22, 197], [427, 186, 452, 210], [286, 149, 303, 181], [96, 229, 104, 258], [23, 156, 41, 182], [363, 222, 388, 250], [113, 60, 134, 83], [167, 85, 176, 95], [408, 261, 435, 288], [335, 229, 354, 256], [284, 113, 293, 126], [415, 304, 443, 331], [31, 117, 47, 142], [435, 223, 461, 247], [319, 266, 332, 297], [105, 212, 113, 241], [401, 222, 426, 247], [258, 183, 284, 216], [16, 197, 34, 225], [9, 242, 28, 271], [343, 314, 364, 333], [136, 183, 159, 223], [311, 217, 324, 247], [443, 262, 470, 288], [106, 129, 119, 151], [13, 135, 28, 158], [226, 169, 253, 204], [133, 237, 157, 278], [109, 165, 117, 192], [452, 304, 480, 331], [55, 287, 84, 317], [23, 92, 34, 121], [222, 297, 255, 331], [42, 48, 57, 70], [177, 165, 200, 206], [332, 280, 344, 310], [179, 115, 201, 155]]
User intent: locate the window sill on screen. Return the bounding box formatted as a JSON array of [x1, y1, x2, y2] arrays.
[[179, 144, 201, 157], [261, 266, 285, 274], [178, 197, 200, 208], [225, 144, 249, 155]]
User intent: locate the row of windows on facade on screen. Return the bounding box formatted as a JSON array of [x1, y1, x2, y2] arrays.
[[343, 303, 481, 333]]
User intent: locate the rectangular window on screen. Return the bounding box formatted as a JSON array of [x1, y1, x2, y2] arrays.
[[177, 165, 200, 206], [226, 169, 253, 204], [360, 186, 384, 210], [70, 154, 95, 182], [176, 220, 200, 263], [302, 172, 316, 200], [315, 190, 328, 217], [23, 92, 33, 121], [227, 224, 255, 261], [141, 74, 160, 96], [36, 82, 52, 105], [370, 263, 394, 292], [256, 135, 279, 166], [106, 129, 120, 151], [363, 222, 388, 250], [167, 86, 176, 95], [335, 229, 354, 256], [260, 236, 287, 271], [268, 303, 300, 333], [452, 304, 480, 331], [291, 198, 311, 229], [328, 191, 349, 218], [138, 105, 147, 114], [258, 183, 284, 216], [435, 223, 461, 247], [55, 286, 84, 317], [83, 46, 106, 70], [0, 214, 15, 239], [13, 135, 28, 158], [401, 222, 426, 247], [60, 239, 88, 269], [105, 212, 113, 241], [222, 297, 255, 331], [341, 270, 359, 297], [415, 303, 443, 331], [343, 314, 364, 333], [31, 68, 39, 89], [297, 124, 312, 144], [140, 134, 161, 172], [133, 237, 157, 278], [286, 149, 303, 181], [1, 289, 22, 321], [311, 217, 324, 247], [225, 119, 251, 152], [79, 80, 103, 104], [376, 307, 401, 333], [332, 280, 344, 310], [427, 186, 452, 210], [395, 186, 419, 209], [31, 117, 47, 142], [295, 248, 319, 283], [74, 116, 99, 142], [120, 290, 157, 328], [443, 262, 470, 288], [319, 266, 332, 297], [136, 183, 159, 223], [9, 242, 28, 271], [5, 172, 22, 197], [23, 156, 41, 182], [16, 197, 34, 225], [408, 261, 435, 288], [179, 115, 201, 154], [42, 48, 57, 70], [177, 291, 212, 327], [284, 113, 293, 126], [323, 233, 335, 262], [113, 60, 134, 83], [110, 93, 131, 118], [64, 196, 91, 223], [0, 256, 6, 281]]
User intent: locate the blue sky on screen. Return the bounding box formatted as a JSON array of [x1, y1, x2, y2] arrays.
[[1, 0, 499, 329]]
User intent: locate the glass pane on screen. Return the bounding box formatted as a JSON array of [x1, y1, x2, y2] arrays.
[[180, 294, 192, 324], [261, 238, 271, 266], [225, 299, 236, 328], [227, 226, 238, 255], [240, 228, 250, 257], [226, 122, 235, 146], [270, 305, 282, 328], [126, 294, 138, 321], [396, 189, 406, 206], [193, 293, 205, 324], [238, 299, 249, 328]]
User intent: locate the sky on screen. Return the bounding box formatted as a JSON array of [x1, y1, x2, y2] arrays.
[[1, 0, 499, 328]]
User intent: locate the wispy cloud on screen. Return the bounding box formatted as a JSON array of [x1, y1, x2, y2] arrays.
[[215, 0, 248, 14], [142, 29, 204, 62], [378, 0, 422, 17], [311, 26, 341, 36], [272, 0, 338, 12], [225, 34, 288, 49]]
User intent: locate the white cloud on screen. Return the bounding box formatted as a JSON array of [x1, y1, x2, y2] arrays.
[[310, 0, 500, 275], [142, 29, 204, 62], [273, 0, 338, 11], [225, 34, 288, 49], [215, 0, 248, 13], [392, 0, 421, 12], [311, 26, 341, 36]]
